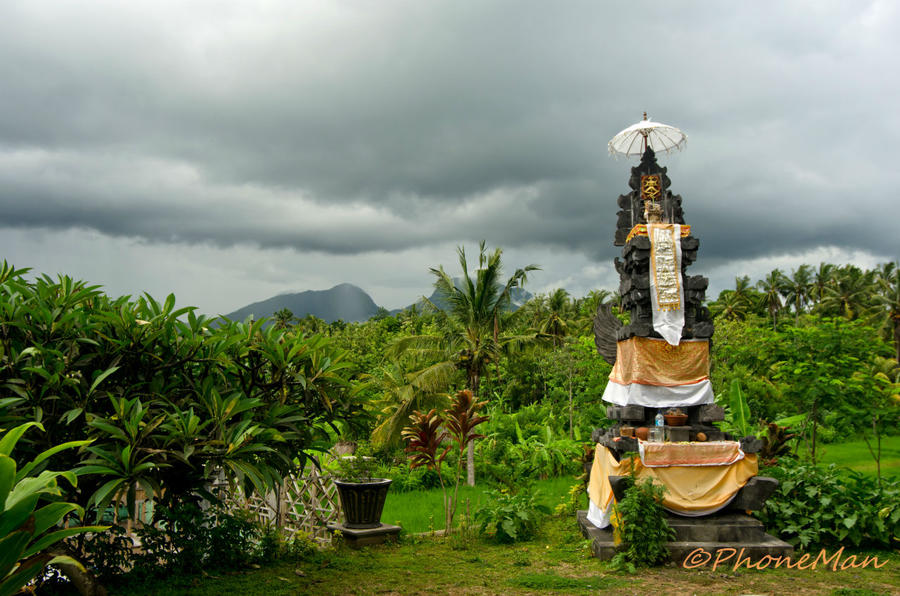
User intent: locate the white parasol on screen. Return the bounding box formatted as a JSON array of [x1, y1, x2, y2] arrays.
[[608, 113, 687, 158]]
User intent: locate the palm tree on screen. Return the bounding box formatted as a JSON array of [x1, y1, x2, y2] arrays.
[[782, 265, 813, 325], [812, 262, 836, 306], [537, 288, 573, 346], [732, 275, 754, 305], [820, 265, 876, 320], [273, 307, 295, 330], [873, 262, 900, 362], [581, 289, 613, 319], [757, 270, 786, 330], [389, 241, 539, 485], [711, 276, 756, 321], [710, 290, 748, 321], [370, 361, 449, 447]]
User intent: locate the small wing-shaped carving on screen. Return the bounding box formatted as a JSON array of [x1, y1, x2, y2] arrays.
[[593, 303, 622, 365]]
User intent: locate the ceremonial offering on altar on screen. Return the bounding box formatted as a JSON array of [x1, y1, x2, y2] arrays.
[[578, 116, 793, 563]]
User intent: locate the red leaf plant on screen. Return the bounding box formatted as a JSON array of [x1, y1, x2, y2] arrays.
[[401, 390, 488, 534]]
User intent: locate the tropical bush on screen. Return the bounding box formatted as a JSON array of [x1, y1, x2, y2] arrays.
[[133, 504, 269, 577], [0, 422, 106, 596], [0, 264, 366, 591], [757, 461, 900, 549], [0, 267, 364, 516], [610, 477, 675, 569], [474, 488, 550, 543]]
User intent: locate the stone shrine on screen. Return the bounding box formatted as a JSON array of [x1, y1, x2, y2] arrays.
[[579, 130, 793, 563]]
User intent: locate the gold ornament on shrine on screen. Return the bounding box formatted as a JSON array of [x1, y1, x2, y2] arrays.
[[641, 174, 661, 201]]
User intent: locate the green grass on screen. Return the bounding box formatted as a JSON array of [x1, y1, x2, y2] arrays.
[[811, 435, 900, 477], [109, 515, 900, 596], [382, 475, 576, 533]]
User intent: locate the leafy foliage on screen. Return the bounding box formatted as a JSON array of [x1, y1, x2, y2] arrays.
[[131, 503, 268, 578], [757, 461, 900, 549], [0, 423, 106, 596], [0, 268, 365, 521], [334, 443, 381, 483], [610, 477, 674, 568], [402, 390, 488, 533], [474, 488, 550, 543]]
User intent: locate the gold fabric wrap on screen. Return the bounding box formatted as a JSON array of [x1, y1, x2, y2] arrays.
[[610, 337, 709, 386], [588, 445, 758, 515]]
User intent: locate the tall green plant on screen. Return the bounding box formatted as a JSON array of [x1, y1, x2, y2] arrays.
[[610, 477, 674, 569], [726, 379, 753, 438], [1, 423, 107, 596], [391, 241, 538, 486]]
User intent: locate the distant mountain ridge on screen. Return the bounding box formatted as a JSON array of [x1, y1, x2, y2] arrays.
[[223, 283, 379, 323], [222, 280, 534, 324]]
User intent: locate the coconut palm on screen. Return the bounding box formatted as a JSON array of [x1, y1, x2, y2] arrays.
[[812, 262, 836, 306], [388, 241, 539, 485], [710, 290, 749, 321], [757, 270, 787, 330], [873, 262, 900, 362], [711, 276, 757, 321], [273, 308, 295, 330], [370, 361, 449, 448], [537, 288, 574, 346], [820, 265, 876, 320], [782, 265, 813, 325]]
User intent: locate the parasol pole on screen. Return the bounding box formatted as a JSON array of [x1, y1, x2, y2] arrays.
[[641, 111, 648, 153]]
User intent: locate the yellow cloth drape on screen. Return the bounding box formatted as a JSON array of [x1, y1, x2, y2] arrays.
[[609, 336, 710, 386], [588, 444, 757, 514]]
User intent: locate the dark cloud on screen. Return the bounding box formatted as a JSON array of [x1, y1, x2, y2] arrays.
[[0, 1, 897, 312]]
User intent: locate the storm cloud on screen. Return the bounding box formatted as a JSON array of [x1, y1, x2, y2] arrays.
[[1, 1, 897, 312]]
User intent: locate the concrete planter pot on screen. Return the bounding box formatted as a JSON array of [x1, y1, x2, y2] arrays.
[[334, 478, 392, 529]]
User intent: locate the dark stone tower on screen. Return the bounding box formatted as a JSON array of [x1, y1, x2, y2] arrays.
[[613, 147, 714, 344]]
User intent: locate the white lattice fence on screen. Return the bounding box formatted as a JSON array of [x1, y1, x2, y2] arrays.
[[216, 462, 341, 545]]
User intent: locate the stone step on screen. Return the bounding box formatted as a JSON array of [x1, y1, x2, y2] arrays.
[[576, 510, 794, 564], [665, 513, 769, 543]]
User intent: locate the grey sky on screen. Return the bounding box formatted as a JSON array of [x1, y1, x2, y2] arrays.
[[1, 1, 897, 314]]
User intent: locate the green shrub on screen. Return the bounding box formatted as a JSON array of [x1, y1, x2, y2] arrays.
[[285, 531, 319, 560], [130, 504, 267, 578], [475, 489, 550, 543], [379, 463, 451, 493], [757, 461, 900, 549], [69, 524, 134, 583], [0, 422, 107, 596], [610, 477, 674, 569]]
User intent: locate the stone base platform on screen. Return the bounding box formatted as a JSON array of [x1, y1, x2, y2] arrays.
[[327, 522, 402, 548], [576, 510, 793, 564]]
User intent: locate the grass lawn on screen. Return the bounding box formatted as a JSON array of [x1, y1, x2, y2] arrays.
[[382, 476, 576, 534], [810, 435, 900, 477], [111, 514, 900, 596]]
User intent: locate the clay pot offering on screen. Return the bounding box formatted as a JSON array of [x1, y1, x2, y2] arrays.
[[664, 414, 688, 426], [620, 426, 635, 437], [634, 427, 650, 441]]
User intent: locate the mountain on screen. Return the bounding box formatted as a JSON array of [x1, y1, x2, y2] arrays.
[[223, 279, 535, 324], [223, 283, 380, 324]]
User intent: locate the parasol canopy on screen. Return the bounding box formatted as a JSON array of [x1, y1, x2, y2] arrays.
[[608, 113, 687, 158]]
